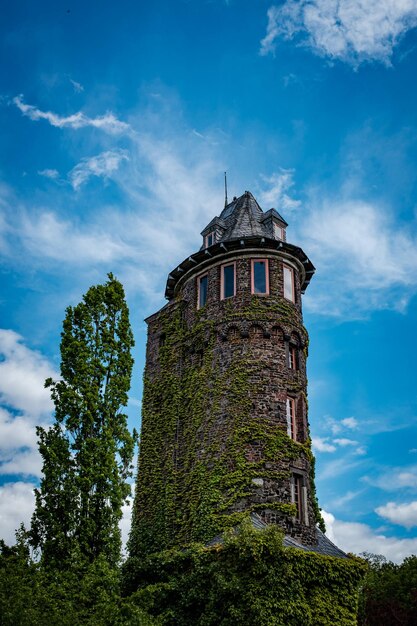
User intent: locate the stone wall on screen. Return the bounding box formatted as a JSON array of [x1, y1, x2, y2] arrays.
[[130, 248, 320, 556]]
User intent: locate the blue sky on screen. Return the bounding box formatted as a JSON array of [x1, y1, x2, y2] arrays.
[[1, 0, 417, 562]]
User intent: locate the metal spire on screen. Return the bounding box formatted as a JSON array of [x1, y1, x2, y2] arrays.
[[224, 171, 228, 208]]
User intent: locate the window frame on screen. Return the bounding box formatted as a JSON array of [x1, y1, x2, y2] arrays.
[[288, 344, 298, 370], [292, 474, 303, 522], [221, 262, 236, 300], [273, 223, 285, 240], [291, 472, 309, 525], [204, 231, 215, 248], [286, 396, 297, 441], [283, 263, 295, 303], [197, 273, 208, 309], [251, 258, 270, 296]]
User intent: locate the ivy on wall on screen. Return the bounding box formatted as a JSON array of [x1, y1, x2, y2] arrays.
[[128, 296, 324, 559]]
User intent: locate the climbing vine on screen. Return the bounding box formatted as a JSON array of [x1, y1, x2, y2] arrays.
[[128, 294, 324, 558]]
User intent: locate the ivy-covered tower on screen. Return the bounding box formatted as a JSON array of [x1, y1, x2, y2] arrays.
[[130, 190, 324, 558]]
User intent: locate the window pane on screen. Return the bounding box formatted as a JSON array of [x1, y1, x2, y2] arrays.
[[286, 398, 296, 440], [274, 224, 284, 240], [199, 275, 208, 308], [207, 233, 214, 246], [253, 260, 267, 294], [283, 265, 294, 301], [223, 265, 235, 298]]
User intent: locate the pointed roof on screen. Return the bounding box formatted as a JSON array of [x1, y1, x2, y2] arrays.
[[201, 190, 288, 243], [164, 189, 315, 301]]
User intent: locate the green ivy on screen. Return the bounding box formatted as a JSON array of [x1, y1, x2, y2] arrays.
[[128, 297, 324, 558], [124, 520, 367, 625]]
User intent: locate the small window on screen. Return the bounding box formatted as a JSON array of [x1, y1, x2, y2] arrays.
[[205, 231, 215, 248], [198, 274, 208, 309], [288, 345, 298, 370], [251, 259, 269, 295], [274, 223, 284, 240], [221, 263, 236, 299], [292, 474, 304, 522], [286, 397, 297, 441], [283, 264, 295, 303]]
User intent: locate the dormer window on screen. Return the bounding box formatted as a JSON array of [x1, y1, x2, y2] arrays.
[[204, 231, 215, 248], [273, 223, 285, 241]]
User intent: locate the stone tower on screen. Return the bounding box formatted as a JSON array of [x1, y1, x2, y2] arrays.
[[129, 190, 323, 558]]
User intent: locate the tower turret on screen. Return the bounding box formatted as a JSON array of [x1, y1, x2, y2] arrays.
[[130, 190, 322, 557]]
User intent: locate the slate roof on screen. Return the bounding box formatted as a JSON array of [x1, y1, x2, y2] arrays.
[[207, 513, 348, 559], [200, 190, 288, 243], [164, 189, 315, 300]]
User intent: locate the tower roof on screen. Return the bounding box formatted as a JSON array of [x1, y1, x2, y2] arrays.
[[164, 189, 314, 300], [200, 190, 288, 243]]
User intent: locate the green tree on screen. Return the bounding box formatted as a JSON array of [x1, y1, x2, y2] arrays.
[[358, 552, 417, 625], [31, 274, 136, 568]]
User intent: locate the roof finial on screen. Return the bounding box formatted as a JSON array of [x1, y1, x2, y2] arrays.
[[224, 171, 228, 208]]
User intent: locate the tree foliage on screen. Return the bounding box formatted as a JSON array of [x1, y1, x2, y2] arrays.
[[124, 519, 366, 625], [358, 552, 417, 626], [30, 274, 137, 568]]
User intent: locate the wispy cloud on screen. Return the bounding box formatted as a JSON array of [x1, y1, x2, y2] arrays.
[[19, 211, 133, 265], [68, 149, 129, 190], [363, 466, 417, 491], [69, 78, 84, 93], [38, 168, 60, 180], [258, 169, 301, 212], [299, 197, 417, 316], [260, 0, 417, 66], [13, 95, 131, 135]]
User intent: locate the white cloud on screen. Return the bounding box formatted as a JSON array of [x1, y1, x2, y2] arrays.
[[68, 149, 129, 190], [0, 482, 35, 545], [13, 95, 131, 135], [325, 415, 358, 435], [334, 438, 358, 446], [0, 329, 56, 417], [323, 509, 417, 563], [376, 501, 417, 528], [38, 169, 60, 180], [312, 436, 336, 452], [260, 0, 417, 66], [0, 331, 56, 479], [258, 169, 301, 212], [341, 417, 358, 429]]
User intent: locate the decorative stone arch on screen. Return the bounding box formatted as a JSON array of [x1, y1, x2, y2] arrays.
[[289, 330, 302, 347], [249, 323, 264, 341], [226, 325, 240, 342], [271, 325, 285, 344]]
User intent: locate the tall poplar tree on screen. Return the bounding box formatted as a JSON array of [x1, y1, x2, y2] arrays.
[[31, 274, 136, 568]]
